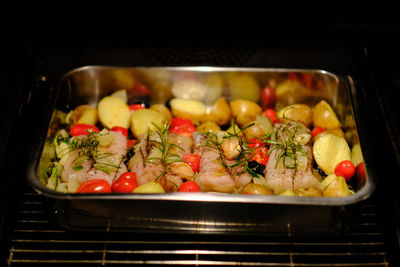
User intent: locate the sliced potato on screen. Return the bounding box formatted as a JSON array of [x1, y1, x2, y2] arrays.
[[351, 143, 364, 167], [312, 100, 342, 129], [98, 96, 131, 129], [322, 174, 352, 197], [228, 74, 260, 102], [277, 104, 312, 127], [312, 127, 345, 143], [226, 123, 244, 138], [294, 187, 323, 197], [196, 121, 221, 133], [230, 99, 262, 126], [133, 181, 165, 193], [279, 190, 296, 196], [170, 98, 206, 124], [150, 104, 172, 122], [110, 89, 128, 103], [243, 115, 273, 140], [201, 97, 232, 126], [313, 133, 351, 175], [130, 108, 167, 139], [243, 183, 273, 195], [72, 105, 98, 125]]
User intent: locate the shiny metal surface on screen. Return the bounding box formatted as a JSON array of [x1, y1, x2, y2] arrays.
[[25, 66, 376, 234]]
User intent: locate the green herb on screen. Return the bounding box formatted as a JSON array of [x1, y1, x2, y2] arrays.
[[145, 121, 184, 182]]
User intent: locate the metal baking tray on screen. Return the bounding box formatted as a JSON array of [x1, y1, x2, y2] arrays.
[[27, 66, 376, 236]]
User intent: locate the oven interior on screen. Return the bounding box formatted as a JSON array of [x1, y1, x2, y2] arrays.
[[1, 24, 400, 266]]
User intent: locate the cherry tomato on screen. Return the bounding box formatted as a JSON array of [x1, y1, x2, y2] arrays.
[[127, 139, 137, 148], [129, 103, 146, 112], [111, 172, 138, 193], [178, 181, 201, 192], [263, 108, 279, 124], [111, 126, 129, 137], [169, 117, 196, 138], [182, 153, 201, 173], [247, 138, 269, 165], [70, 124, 99, 136], [260, 86, 277, 110], [76, 179, 111, 193], [356, 162, 366, 187], [311, 126, 325, 138], [334, 160, 356, 181]]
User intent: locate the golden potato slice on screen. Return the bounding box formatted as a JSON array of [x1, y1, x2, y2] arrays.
[[230, 99, 262, 127], [133, 182, 165, 193], [243, 183, 273, 195], [312, 127, 345, 143], [150, 104, 172, 122], [110, 89, 128, 103], [312, 100, 342, 129], [130, 108, 167, 139], [243, 115, 273, 140], [196, 121, 221, 133], [351, 143, 364, 167], [277, 104, 312, 128], [98, 96, 131, 129], [72, 105, 98, 125], [201, 97, 232, 126], [321, 174, 352, 197], [313, 133, 351, 175], [170, 98, 206, 124]]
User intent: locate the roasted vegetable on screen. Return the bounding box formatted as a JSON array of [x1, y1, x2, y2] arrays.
[[201, 97, 232, 126], [321, 174, 352, 197], [170, 98, 206, 124], [229, 99, 262, 127], [243, 183, 273, 195], [277, 104, 313, 128], [130, 108, 167, 139], [98, 96, 131, 129], [243, 115, 274, 141], [150, 104, 173, 122], [313, 133, 351, 175], [228, 74, 260, 102], [133, 181, 165, 193], [312, 100, 342, 129], [196, 121, 221, 133], [72, 105, 98, 125]]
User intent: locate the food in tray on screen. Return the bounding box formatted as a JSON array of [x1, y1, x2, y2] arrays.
[[41, 72, 365, 197]]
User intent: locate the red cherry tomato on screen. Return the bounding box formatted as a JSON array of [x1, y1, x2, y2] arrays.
[[111, 172, 138, 193], [129, 103, 146, 112], [111, 126, 129, 137], [334, 160, 356, 181], [247, 138, 269, 165], [356, 162, 366, 187], [263, 109, 279, 124], [178, 181, 201, 192], [70, 124, 99, 136], [182, 153, 201, 173], [76, 179, 111, 193], [169, 118, 196, 138], [127, 139, 137, 148], [260, 86, 277, 110], [311, 126, 325, 138]]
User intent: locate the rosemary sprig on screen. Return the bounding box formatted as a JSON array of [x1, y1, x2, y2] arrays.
[[145, 121, 185, 182]]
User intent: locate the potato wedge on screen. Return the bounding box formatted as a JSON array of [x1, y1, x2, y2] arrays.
[[243, 115, 273, 140], [229, 99, 262, 126], [321, 174, 352, 197], [170, 98, 206, 124], [243, 183, 273, 195], [130, 108, 167, 139], [110, 89, 128, 103], [171, 80, 207, 101], [98, 96, 131, 129], [277, 104, 312, 128], [133, 182, 165, 193], [312, 127, 345, 143], [150, 104, 172, 122], [72, 105, 98, 125], [351, 143, 364, 167], [312, 100, 342, 129], [201, 97, 232, 126], [313, 133, 351, 175], [196, 121, 221, 133]]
